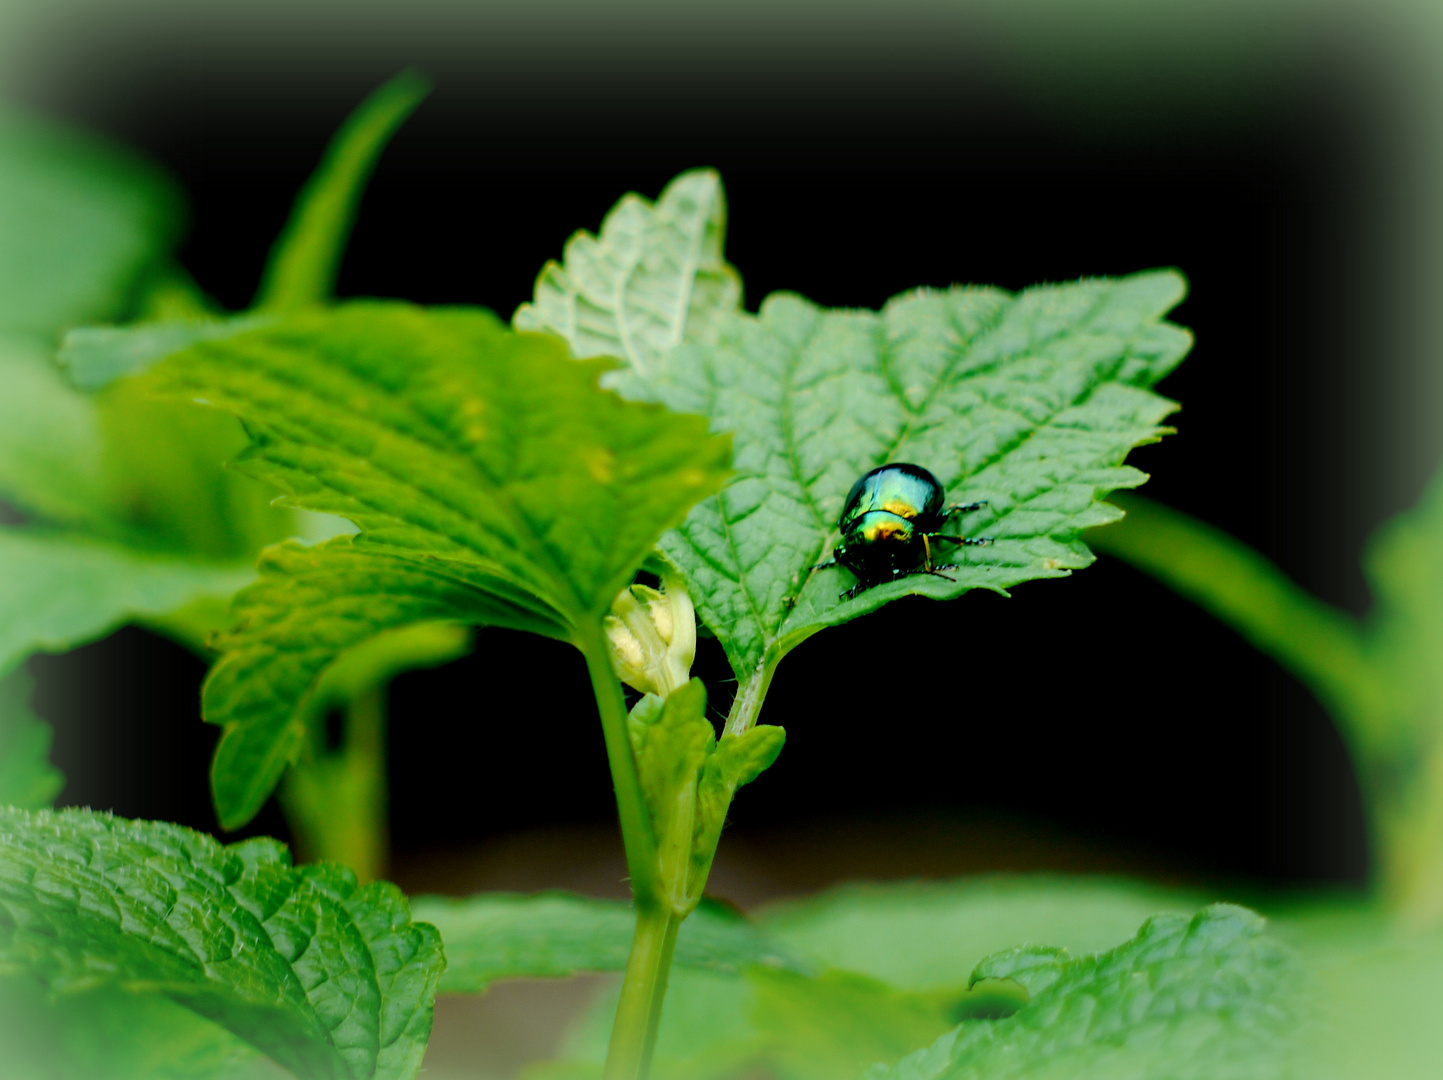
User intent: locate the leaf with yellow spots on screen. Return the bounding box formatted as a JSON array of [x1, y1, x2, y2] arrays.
[[151, 302, 731, 827]]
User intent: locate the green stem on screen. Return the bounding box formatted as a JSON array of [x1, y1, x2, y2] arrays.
[[578, 625, 661, 904], [605, 906, 682, 1080], [723, 661, 772, 739], [1089, 494, 1385, 734], [278, 685, 389, 883]]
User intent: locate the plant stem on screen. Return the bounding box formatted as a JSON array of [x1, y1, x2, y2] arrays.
[[723, 661, 772, 738], [605, 905, 682, 1080], [279, 685, 389, 883], [578, 625, 661, 903]]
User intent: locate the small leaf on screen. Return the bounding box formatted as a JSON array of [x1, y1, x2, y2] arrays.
[[0, 528, 253, 677], [514, 168, 742, 379], [409, 891, 805, 995], [0, 670, 64, 808], [873, 904, 1301, 1080], [694, 724, 785, 880], [0, 807, 445, 1080], [0, 110, 181, 340], [628, 679, 715, 837], [256, 71, 430, 310], [966, 945, 1069, 998], [646, 276, 1190, 690], [59, 315, 270, 390]]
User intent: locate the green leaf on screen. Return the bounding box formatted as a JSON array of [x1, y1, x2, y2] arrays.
[[0, 670, 64, 808], [0, 335, 112, 527], [153, 302, 730, 624], [641, 275, 1190, 693], [534, 968, 763, 1080], [151, 303, 730, 826], [1272, 904, 1443, 1080], [693, 722, 785, 881], [0, 979, 281, 1080], [257, 71, 430, 311], [0, 528, 252, 677], [628, 679, 715, 833], [59, 314, 270, 391], [513, 168, 742, 380], [409, 891, 805, 995], [875, 904, 1300, 1080], [757, 876, 1197, 993], [540, 878, 1194, 1080], [0, 110, 182, 340], [752, 968, 958, 1080], [203, 537, 561, 829], [0, 807, 444, 1080], [966, 945, 1068, 998]]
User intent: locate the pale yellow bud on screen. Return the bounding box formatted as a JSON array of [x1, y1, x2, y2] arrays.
[[603, 567, 697, 698]]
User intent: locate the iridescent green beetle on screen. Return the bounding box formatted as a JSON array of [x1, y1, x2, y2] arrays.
[[816, 463, 991, 600]]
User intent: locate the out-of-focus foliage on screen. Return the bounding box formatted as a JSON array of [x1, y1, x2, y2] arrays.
[[411, 891, 807, 994], [0, 109, 290, 674], [1092, 476, 1443, 926], [0, 669, 63, 808], [533, 883, 1304, 1080]]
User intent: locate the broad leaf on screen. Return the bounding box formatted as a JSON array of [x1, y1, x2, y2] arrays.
[[513, 168, 741, 380], [152, 303, 730, 826], [409, 891, 806, 995], [0, 110, 181, 340], [536, 878, 1194, 1080], [518, 174, 1191, 707], [752, 969, 958, 1080], [0, 807, 444, 1080], [0, 979, 280, 1080], [1273, 905, 1443, 1080], [0, 528, 252, 676], [647, 276, 1190, 688], [757, 875, 1196, 992], [0, 670, 64, 808], [59, 314, 269, 390], [876, 905, 1300, 1080]]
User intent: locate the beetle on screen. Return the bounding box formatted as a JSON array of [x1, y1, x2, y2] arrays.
[[815, 462, 992, 600]]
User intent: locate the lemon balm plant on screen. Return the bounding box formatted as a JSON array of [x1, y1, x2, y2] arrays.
[[0, 74, 1356, 1080]]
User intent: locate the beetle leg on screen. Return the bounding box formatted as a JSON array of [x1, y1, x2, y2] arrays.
[[933, 534, 994, 547], [921, 533, 934, 571], [944, 500, 987, 517]]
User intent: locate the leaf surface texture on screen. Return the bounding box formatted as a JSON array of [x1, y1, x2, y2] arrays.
[[0, 808, 444, 1080]]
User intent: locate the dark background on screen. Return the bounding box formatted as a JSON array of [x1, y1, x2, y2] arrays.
[[22, 12, 1424, 895]]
